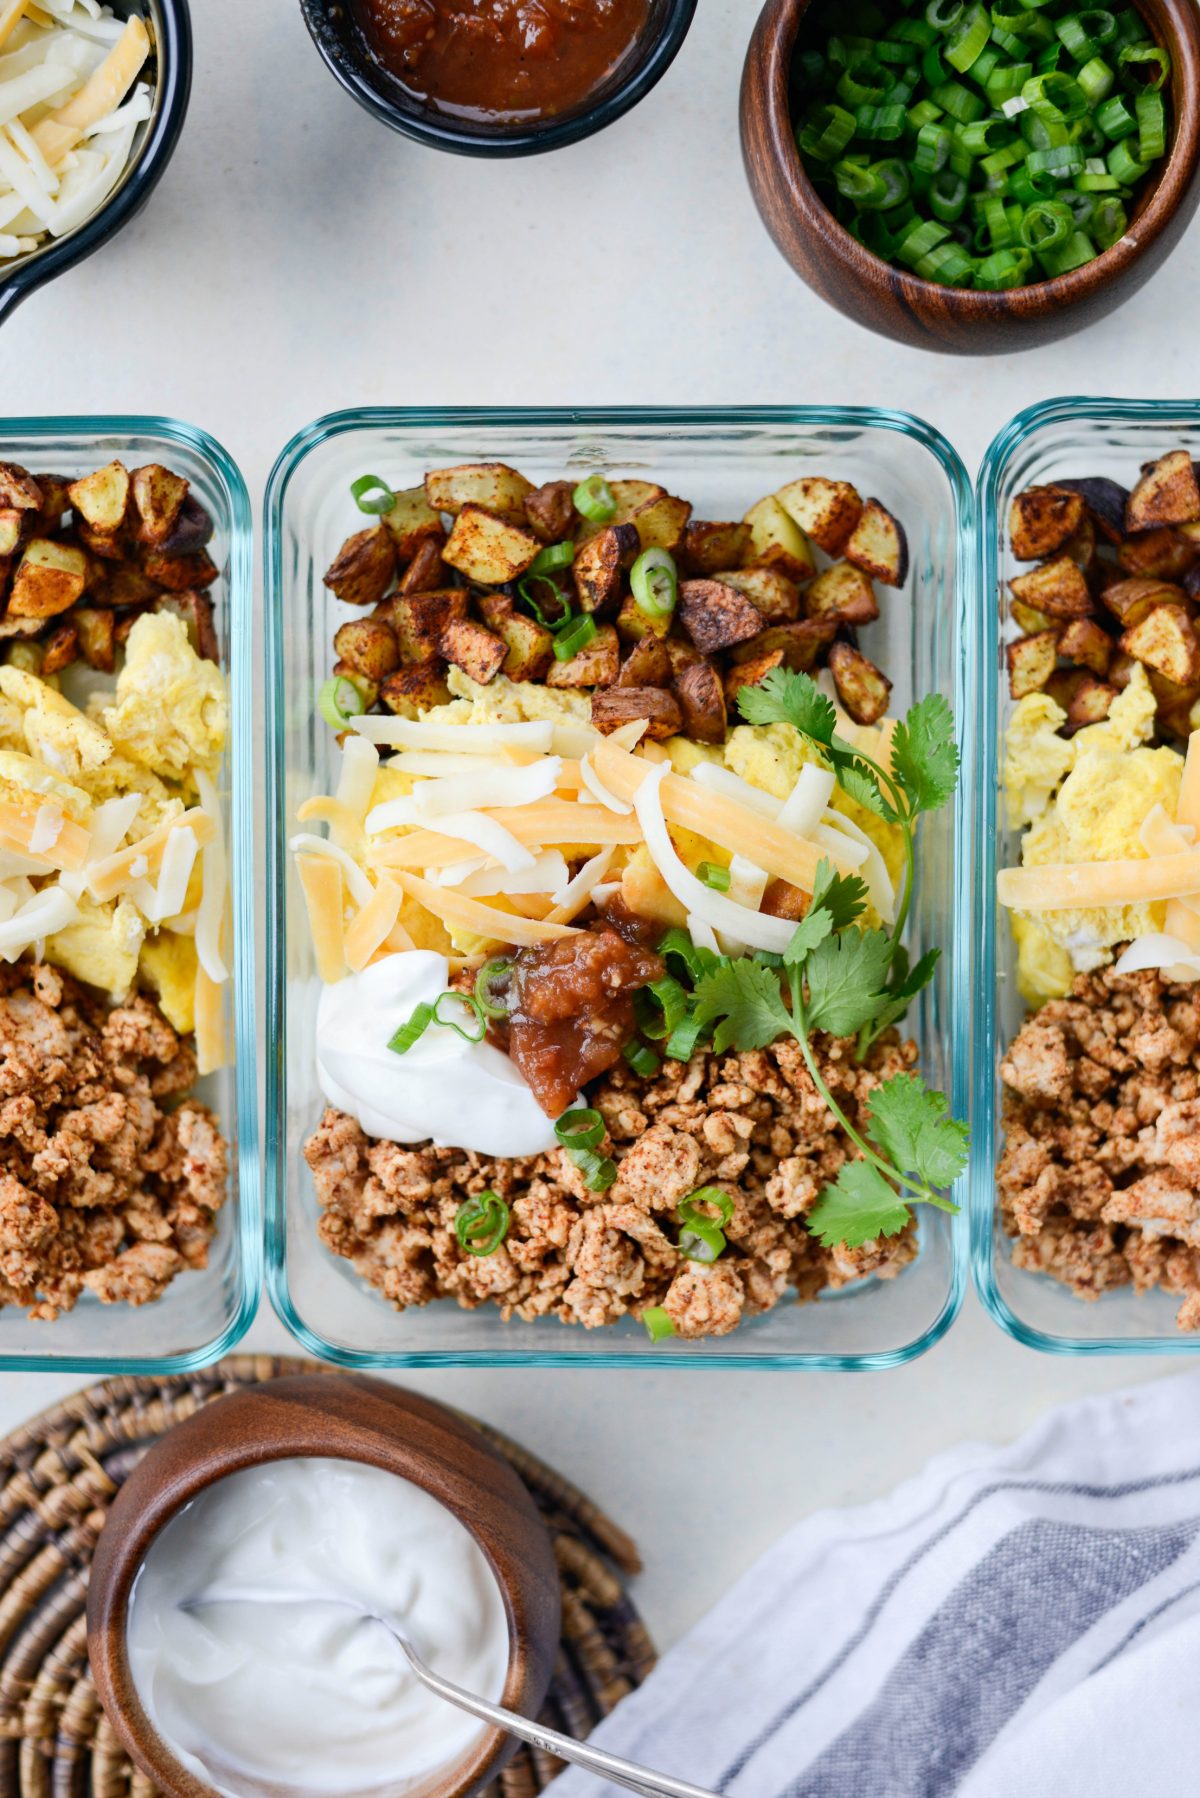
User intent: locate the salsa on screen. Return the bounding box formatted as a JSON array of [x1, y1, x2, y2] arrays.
[[507, 929, 663, 1118], [351, 0, 649, 123]]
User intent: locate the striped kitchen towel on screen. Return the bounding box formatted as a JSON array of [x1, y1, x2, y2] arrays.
[[555, 1369, 1200, 1797]]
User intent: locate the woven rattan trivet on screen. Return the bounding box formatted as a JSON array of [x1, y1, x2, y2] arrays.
[[0, 1353, 655, 1797]]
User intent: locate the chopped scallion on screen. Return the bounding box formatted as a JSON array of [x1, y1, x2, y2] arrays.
[[572, 475, 618, 524], [350, 474, 395, 516]]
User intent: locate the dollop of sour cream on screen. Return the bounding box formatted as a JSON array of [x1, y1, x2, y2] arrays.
[[316, 951, 562, 1158], [127, 1458, 510, 1798]]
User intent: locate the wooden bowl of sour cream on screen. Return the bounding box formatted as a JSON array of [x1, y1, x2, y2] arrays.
[[87, 1374, 561, 1798]]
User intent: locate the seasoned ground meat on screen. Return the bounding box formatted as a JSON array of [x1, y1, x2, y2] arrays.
[[998, 966, 1200, 1330], [0, 964, 228, 1321], [305, 1028, 920, 1339]]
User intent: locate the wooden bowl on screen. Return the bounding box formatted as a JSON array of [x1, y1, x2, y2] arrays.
[[86, 1374, 561, 1798], [740, 0, 1200, 354]]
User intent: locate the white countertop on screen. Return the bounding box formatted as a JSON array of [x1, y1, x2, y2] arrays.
[[2, 0, 1197, 1657]]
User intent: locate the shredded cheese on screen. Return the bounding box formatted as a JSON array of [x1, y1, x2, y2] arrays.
[[0, 883, 79, 958], [394, 871, 581, 948], [367, 804, 641, 870], [30, 13, 148, 163], [545, 847, 616, 924], [620, 861, 687, 929], [353, 716, 555, 754], [579, 752, 633, 816], [333, 736, 379, 844], [287, 832, 374, 909], [998, 852, 1200, 911], [365, 802, 535, 874], [194, 768, 229, 984], [344, 874, 403, 974], [194, 963, 227, 1076], [1165, 732, 1200, 951], [0, 797, 90, 870], [87, 809, 214, 901], [297, 854, 346, 984]]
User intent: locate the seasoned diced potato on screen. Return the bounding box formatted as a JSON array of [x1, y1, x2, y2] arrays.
[[1065, 677, 1117, 731], [629, 491, 692, 553], [829, 641, 892, 725], [574, 523, 639, 614], [0, 510, 22, 558], [1116, 526, 1196, 580], [1120, 603, 1200, 687], [678, 579, 764, 653], [1101, 576, 1186, 630], [68, 461, 129, 535], [380, 664, 451, 718], [726, 646, 785, 707], [1009, 485, 1085, 560], [1045, 669, 1085, 712], [387, 590, 469, 662], [114, 604, 155, 646], [729, 619, 837, 672], [1006, 630, 1059, 699], [1010, 599, 1059, 636], [616, 589, 672, 642], [524, 480, 577, 543], [140, 547, 219, 592], [720, 566, 800, 625], [664, 636, 702, 677], [39, 621, 79, 675], [476, 592, 554, 681], [333, 617, 400, 683], [8, 539, 88, 618], [1009, 556, 1093, 620], [1057, 617, 1113, 677], [682, 521, 753, 575], [72, 606, 116, 673], [1126, 450, 1200, 532], [441, 617, 508, 685], [383, 486, 444, 559], [425, 463, 533, 523], [397, 536, 447, 594], [0, 464, 42, 513], [1060, 514, 1097, 575], [1148, 668, 1200, 738], [75, 521, 124, 561], [743, 494, 817, 583], [159, 495, 215, 557], [845, 498, 908, 587], [546, 623, 620, 689], [1058, 477, 1128, 545], [1108, 650, 1137, 690], [323, 524, 397, 608], [618, 634, 674, 688], [89, 564, 161, 608], [130, 464, 189, 546], [158, 590, 220, 664], [804, 560, 880, 626], [775, 477, 863, 555], [673, 659, 727, 744], [592, 685, 683, 740], [442, 505, 542, 585]]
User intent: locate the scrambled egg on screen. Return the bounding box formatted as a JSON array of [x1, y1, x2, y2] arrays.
[[102, 613, 227, 782], [139, 932, 198, 1034], [46, 897, 145, 998], [0, 750, 91, 824], [0, 667, 113, 779], [1003, 666, 1184, 1001]]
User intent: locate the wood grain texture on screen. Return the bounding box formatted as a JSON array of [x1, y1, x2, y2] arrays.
[[86, 1374, 561, 1798], [740, 0, 1200, 355]]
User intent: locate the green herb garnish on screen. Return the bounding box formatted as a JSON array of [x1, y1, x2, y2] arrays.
[[555, 1107, 616, 1193], [455, 1190, 510, 1257]]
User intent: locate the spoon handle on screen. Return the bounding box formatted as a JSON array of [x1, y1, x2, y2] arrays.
[[398, 1639, 722, 1798]]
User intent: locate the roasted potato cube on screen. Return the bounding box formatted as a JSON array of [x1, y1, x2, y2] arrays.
[[2, 638, 43, 671], [829, 641, 892, 725], [720, 566, 800, 625], [1057, 617, 1113, 677], [88, 564, 162, 608], [396, 535, 448, 594], [1108, 650, 1137, 690], [383, 486, 444, 559], [1116, 526, 1197, 581], [678, 578, 764, 654], [845, 498, 909, 587], [442, 505, 542, 586], [524, 480, 577, 543], [573, 522, 639, 614], [0, 510, 22, 558], [72, 606, 117, 673], [8, 539, 88, 618], [323, 524, 397, 608], [1009, 485, 1086, 560], [441, 616, 508, 685], [40, 622, 79, 675], [1006, 630, 1060, 700], [775, 477, 863, 555], [546, 623, 620, 689], [742, 494, 817, 583], [730, 619, 838, 672], [476, 592, 554, 681], [331, 661, 379, 712], [762, 879, 809, 921], [726, 646, 785, 707], [1010, 598, 1059, 636], [592, 685, 683, 740], [1058, 477, 1129, 545], [140, 547, 219, 592], [1101, 576, 1187, 630], [1009, 556, 1093, 620], [673, 659, 727, 745], [629, 491, 692, 553], [1126, 450, 1200, 532], [158, 589, 220, 664], [1121, 603, 1200, 687], [1065, 676, 1117, 731], [1060, 514, 1097, 575], [609, 479, 663, 515], [617, 634, 674, 688], [333, 617, 400, 683], [425, 462, 533, 524], [682, 520, 753, 575], [804, 560, 880, 626], [129, 464, 189, 546], [380, 663, 451, 718], [387, 590, 469, 662], [159, 494, 215, 557], [1045, 669, 1086, 712], [616, 588, 672, 642], [0, 464, 42, 513], [113, 603, 155, 646], [76, 521, 125, 561], [68, 461, 129, 535], [664, 635, 702, 677]]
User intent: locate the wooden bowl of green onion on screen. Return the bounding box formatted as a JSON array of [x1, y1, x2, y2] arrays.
[[740, 0, 1200, 354]]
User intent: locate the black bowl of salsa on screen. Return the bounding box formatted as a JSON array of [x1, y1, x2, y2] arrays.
[[297, 0, 697, 157]]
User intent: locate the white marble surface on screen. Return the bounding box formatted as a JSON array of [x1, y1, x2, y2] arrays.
[[2, 0, 1197, 1655]]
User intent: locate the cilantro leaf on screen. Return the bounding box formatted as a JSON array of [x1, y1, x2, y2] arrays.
[[890, 694, 959, 817], [862, 947, 942, 1045], [865, 1073, 970, 1190], [737, 667, 838, 746], [837, 756, 898, 822], [806, 1160, 912, 1249], [783, 905, 833, 968], [810, 858, 870, 930], [803, 927, 893, 1037], [692, 959, 791, 1054]]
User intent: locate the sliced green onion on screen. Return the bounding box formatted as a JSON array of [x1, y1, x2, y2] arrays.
[[1119, 43, 1170, 90], [1137, 90, 1165, 161], [350, 474, 395, 516], [553, 614, 599, 663], [1095, 92, 1138, 138], [798, 102, 857, 160], [317, 675, 368, 730], [933, 78, 987, 121], [630, 548, 679, 620], [945, 2, 990, 72], [679, 1188, 735, 1229], [657, 926, 719, 985], [930, 168, 970, 220], [868, 157, 911, 206], [1037, 227, 1097, 273], [572, 476, 617, 524], [854, 101, 908, 138], [388, 1002, 435, 1055], [1021, 196, 1073, 250], [975, 246, 1034, 287], [432, 990, 487, 1043], [1027, 142, 1086, 179], [642, 1307, 676, 1344], [475, 957, 513, 1020], [915, 119, 954, 171], [1092, 193, 1128, 246], [678, 1216, 727, 1264], [698, 862, 731, 893], [623, 1041, 661, 1079], [555, 1107, 606, 1154], [1077, 56, 1115, 105], [528, 541, 575, 576], [1107, 138, 1147, 184], [455, 1191, 510, 1258], [664, 1011, 709, 1063], [636, 975, 689, 1040], [837, 58, 894, 107]]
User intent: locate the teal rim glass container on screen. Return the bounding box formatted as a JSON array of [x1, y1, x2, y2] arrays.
[[0, 418, 260, 1373], [265, 406, 972, 1369], [975, 396, 1200, 1355]]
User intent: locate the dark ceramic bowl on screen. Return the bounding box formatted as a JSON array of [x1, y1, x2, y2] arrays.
[[0, 0, 192, 328], [297, 0, 697, 158], [87, 1374, 561, 1798], [741, 0, 1200, 355]]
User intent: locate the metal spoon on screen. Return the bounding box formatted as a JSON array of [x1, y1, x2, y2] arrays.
[[187, 1589, 721, 1798]]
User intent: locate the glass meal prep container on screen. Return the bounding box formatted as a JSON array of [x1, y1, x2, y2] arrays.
[[0, 418, 259, 1373], [975, 396, 1200, 1357], [265, 406, 972, 1369]]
